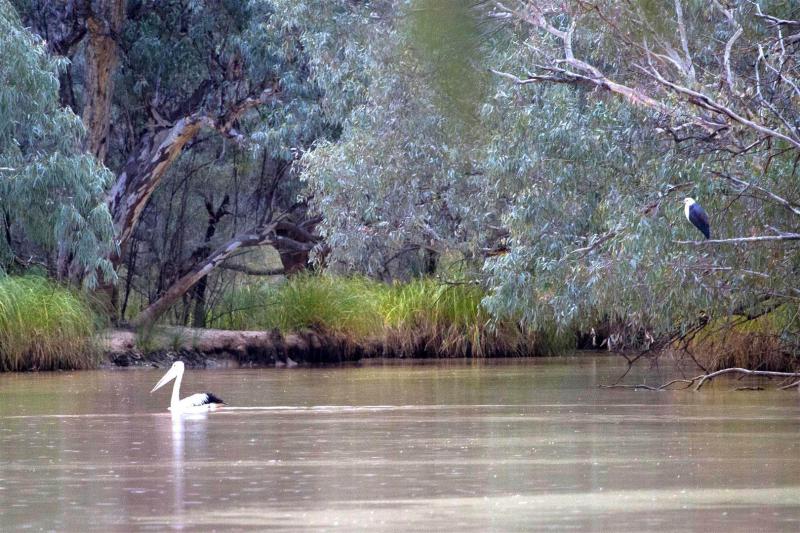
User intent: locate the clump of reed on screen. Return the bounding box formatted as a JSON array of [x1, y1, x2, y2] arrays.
[[0, 276, 101, 371], [209, 274, 562, 357], [675, 307, 799, 372], [380, 278, 509, 356], [210, 274, 383, 338]]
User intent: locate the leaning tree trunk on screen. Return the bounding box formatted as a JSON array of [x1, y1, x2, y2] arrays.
[[130, 225, 278, 328], [107, 87, 277, 262], [83, 0, 125, 162], [107, 116, 206, 260], [97, 117, 204, 320]]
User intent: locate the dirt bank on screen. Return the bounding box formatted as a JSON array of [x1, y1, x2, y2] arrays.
[[101, 326, 539, 367], [102, 326, 386, 368]]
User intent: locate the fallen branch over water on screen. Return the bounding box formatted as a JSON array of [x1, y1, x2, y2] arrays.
[[602, 367, 800, 392], [692, 368, 800, 391]]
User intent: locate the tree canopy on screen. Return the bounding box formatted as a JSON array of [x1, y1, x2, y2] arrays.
[[0, 0, 114, 288], [4, 0, 800, 359]]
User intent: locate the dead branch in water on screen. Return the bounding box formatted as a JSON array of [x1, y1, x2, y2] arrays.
[[693, 368, 800, 390], [602, 367, 800, 392]]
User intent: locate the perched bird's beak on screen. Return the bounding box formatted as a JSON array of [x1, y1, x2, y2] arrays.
[[150, 366, 178, 393]]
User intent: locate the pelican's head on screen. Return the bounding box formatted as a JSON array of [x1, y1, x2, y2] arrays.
[[683, 197, 695, 206], [150, 361, 185, 393]]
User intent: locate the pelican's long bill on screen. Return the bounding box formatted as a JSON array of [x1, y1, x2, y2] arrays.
[[151, 365, 179, 393]]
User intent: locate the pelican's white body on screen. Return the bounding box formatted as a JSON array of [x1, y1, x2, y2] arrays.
[[151, 361, 224, 413]]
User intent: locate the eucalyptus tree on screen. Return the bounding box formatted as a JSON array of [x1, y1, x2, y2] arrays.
[[482, 0, 800, 352], [301, 0, 505, 279], [298, 0, 800, 359], [0, 0, 114, 288], [11, 0, 373, 325]]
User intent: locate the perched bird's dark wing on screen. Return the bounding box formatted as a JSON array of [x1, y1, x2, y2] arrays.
[[689, 203, 710, 239]]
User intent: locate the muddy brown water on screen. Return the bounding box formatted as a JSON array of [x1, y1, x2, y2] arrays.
[[1, 356, 799, 531]]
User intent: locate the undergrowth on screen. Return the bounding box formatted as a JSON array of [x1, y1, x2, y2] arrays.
[[673, 306, 800, 372], [208, 274, 567, 357], [0, 276, 101, 371]]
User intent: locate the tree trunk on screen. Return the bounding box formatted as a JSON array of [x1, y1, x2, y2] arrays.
[[107, 88, 277, 261], [83, 0, 125, 162], [190, 195, 230, 328], [190, 276, 210, 328], [274, 216, 321, 275], [131, 225, 277, 328], [107, 116, 207, 259]]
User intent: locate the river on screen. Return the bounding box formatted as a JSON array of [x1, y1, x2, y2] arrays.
[[1, 356, 799, 531]]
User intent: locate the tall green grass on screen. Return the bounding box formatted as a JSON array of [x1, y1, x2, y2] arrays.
[[209, 275, 383, 337], [0, 276, 101, 371], [209, 274, 567, 357], [674, 305, 800, 371]]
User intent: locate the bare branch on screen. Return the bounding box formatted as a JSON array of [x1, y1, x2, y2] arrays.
[[567, 231, 617, 257], [694, 368, 800, 390], [608, 368, 800, 392], [753, 3, 800, 28], [711, 0, 743, 93], [675, 233, 800, 245], [218, 264, 285, 276], [637, 63, 800, 150], [490, 68, 577, 85], [712, 171, 800, 218], [600, 377, 695, 391], [673, 0, 696, 82], [778, 379, 800, 390]]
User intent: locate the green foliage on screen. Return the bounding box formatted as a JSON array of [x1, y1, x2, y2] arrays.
[[210, 274, 383, 337], [295, 0, 800, 360], [209, 274, 563, 357], [0, 276, 101, 371], [408, 0, 489, 131], [300, 1, 496, 276], [0, 1, 114, 287]]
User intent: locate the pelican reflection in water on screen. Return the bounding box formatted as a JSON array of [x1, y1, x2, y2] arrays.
[[151, 361, 225, 413]]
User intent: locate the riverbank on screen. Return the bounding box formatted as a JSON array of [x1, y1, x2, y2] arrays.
[[2, 275, 796, 372], [102, 325, 549, 368]]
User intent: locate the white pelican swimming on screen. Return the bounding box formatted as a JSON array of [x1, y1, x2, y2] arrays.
[[150, 361, 225, 413]]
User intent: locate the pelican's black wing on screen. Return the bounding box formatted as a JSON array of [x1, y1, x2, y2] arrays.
[[689, 203, 710, 239], [183, 392, 225, 407], [204, 392, 225, 405]]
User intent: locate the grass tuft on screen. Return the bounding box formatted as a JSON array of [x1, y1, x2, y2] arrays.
[[209, 274, 564, 357], [674, 306, 799, 372], [0, 276, 101, 371]]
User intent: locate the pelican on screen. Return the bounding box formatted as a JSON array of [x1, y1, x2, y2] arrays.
[[150, 361, 225, 413], [683, 197, 710, 239]]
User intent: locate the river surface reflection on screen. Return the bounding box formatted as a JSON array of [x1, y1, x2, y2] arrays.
[[1, 356, 799, 531]]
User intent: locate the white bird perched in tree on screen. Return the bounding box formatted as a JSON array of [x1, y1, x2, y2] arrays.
[[150, 361, 225, 413], [683, 197, 710, 239]]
